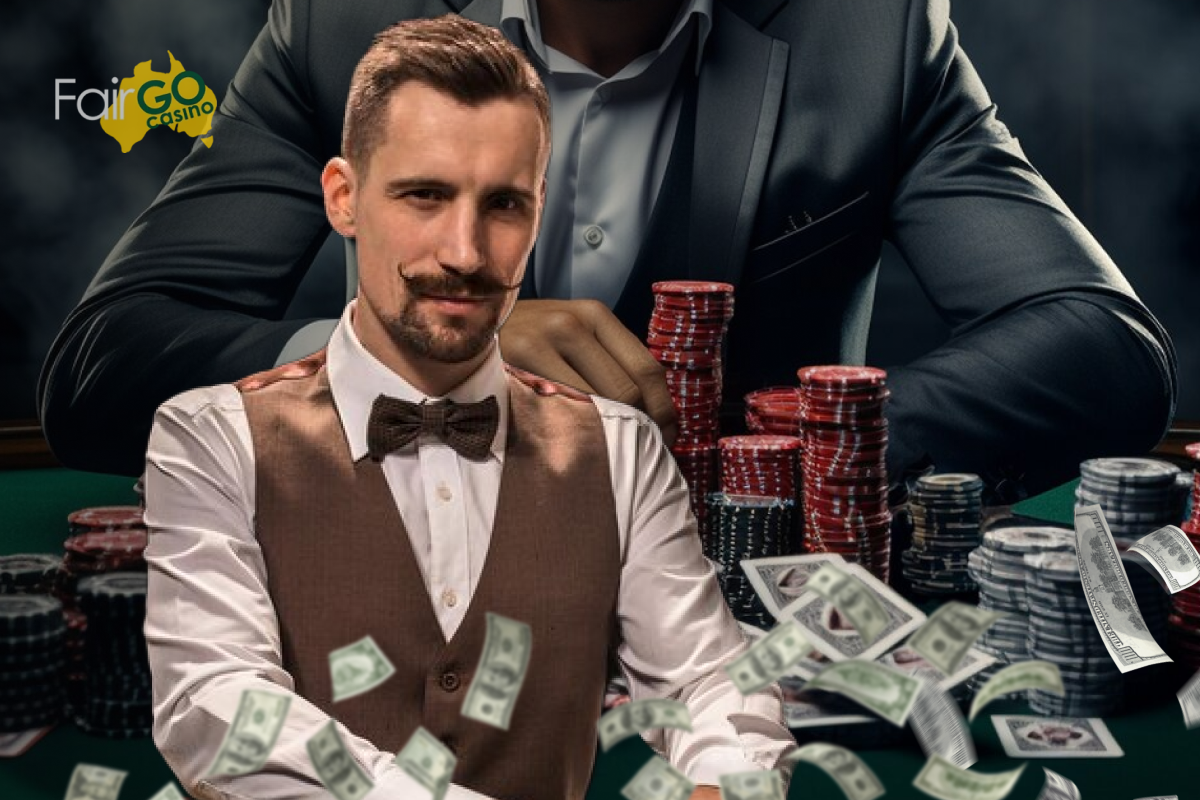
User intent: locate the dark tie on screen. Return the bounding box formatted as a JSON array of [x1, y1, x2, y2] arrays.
[[366, 394, 500, 462]]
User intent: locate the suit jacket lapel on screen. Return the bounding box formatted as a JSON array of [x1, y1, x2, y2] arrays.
[[688, 3, 788, 288]]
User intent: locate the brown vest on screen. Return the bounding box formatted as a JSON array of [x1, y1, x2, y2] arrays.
[[242, 365, 621, 800]]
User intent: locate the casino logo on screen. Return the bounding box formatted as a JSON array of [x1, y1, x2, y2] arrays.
[[54, 51, 217, 153]]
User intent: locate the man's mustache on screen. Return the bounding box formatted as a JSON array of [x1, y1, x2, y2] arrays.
[[398, 263, 523, 296]]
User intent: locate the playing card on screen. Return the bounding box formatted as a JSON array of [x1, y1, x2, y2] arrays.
[[992, 715, 1124, 759]]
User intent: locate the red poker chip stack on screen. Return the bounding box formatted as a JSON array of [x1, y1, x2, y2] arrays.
[[744, 387, 803, 436], [718, 435, 802, 499], [797, 366, 892, 581], [1168, 442, 1200, 667], [648, 281, 735, 535], [54, 506, 148, 717]]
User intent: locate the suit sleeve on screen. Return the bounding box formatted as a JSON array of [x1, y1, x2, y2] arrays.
[[882, 0, 1176, 494], [38, 0, 334, 477]]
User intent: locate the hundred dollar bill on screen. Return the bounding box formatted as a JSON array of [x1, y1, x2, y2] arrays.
[[910, 678, 976, 769], [718, 770, 785, 800], [724, 620, 811, 695], [1035, 768, 1080, 800], [395, 726, 455, 800], [969, 660, 1064, 722], [912, 755, 1025, 800], [806, 660, 922, 727], [63, 764, 127, 800], [330, 635, 396, 702], [807, 563, 888, 645], [307, 720, 375, 800], [621, 755, 695, 800], [778, 742, 884, 800], [1125, 525, 1200, 593], [462, 612, 532, 730], [148, 784, 186, 800], [1074, 504, 1172, 673], [907, 602, 1003, 675], [207, 689, 292, 777], [598, 699, 692, 751], [1175, 667, 1200, 728]]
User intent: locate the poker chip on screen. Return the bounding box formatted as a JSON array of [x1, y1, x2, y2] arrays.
[[67, 506, 145, 534], [744, 387, 803, 435], [0, 594, 66, 731], [0, 554, 63, 595], [1074, 457, 1185, 545], [650, 282, 736, 540], [706, 493, 794, 629], [718, 435, 803, 501], [1168, 445, 1200, 669], [797, 366, 892, 581], [903, 473, 983, 596]]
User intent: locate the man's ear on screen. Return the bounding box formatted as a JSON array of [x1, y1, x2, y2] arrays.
[[322, 157, 357, 238]]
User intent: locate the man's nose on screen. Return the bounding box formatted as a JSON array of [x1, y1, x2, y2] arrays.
[[435, 200, 486, 274]]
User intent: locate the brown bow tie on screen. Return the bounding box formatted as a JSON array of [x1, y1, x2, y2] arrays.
[[366, 394, 500, 462]]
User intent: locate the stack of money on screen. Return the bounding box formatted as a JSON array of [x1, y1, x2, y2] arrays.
[[0, 595, 66, 732], [966, 526, 1074, 695], [709, 494, 795, 628], [74, 573, 151, 737], [902, 473, 984, 596], [1022, 551, 1123, 716]]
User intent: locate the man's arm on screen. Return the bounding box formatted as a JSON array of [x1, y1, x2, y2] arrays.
[[143, 384, 493, 800], [38, 0, 333, 477], [599, 399, 796, 787], [882, 0, 1176, 493]]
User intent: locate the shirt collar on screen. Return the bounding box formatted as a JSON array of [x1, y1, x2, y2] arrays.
[[500, 0, 713, 76], [327, 300, 510, 464]]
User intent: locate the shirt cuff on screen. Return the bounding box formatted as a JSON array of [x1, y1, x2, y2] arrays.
[[685, 746, 762, 786]]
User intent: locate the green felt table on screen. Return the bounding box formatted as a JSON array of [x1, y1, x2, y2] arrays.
[[0, 467, 1194, 800]]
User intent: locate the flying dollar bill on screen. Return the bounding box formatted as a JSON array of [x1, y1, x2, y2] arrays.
[[462, 612, 532, 730], [147, 784, 185, 800], [207, 689, 292, 778], [1176, 668, 1200, 728], [910, 678, 976, 769], [807, 563, 888, 645], [307, 720, 375, 800], [1125, 525, 1200, 593], [598, 699, 692, 751], [724, 620, 812, 695], [395, 726, 456, 800], [907, 602, 1003, 675], [1035, 768, 1080, 800], [806, 660, 922, 727], [63, 764, 127, 800], [912, 755, 1025, 800], [621, 755, 695, 800], [969, 661, 1064, 722], [778, 742, 884, 800], [1074, 504, 1172, 673], [718, 770, 785, 800], [330, 635, 397, 702]]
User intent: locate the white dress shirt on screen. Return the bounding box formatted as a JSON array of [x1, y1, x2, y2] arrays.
[[144, 300, 793, 800]]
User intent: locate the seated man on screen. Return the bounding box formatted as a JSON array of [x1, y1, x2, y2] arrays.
[[142, 16, 793, 800]]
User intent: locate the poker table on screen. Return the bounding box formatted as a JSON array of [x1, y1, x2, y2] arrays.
[[0, 464, 1195, 800]]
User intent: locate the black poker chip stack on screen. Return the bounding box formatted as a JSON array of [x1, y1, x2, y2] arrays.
[[708, 494, 795, 629], [0, 554, 63, 596], [75, 572, 152, 737], [0, 595, 66, 732], [902, 473, 984, 596]]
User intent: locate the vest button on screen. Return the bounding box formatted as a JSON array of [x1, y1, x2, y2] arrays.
[[439, 671, 461, 692]]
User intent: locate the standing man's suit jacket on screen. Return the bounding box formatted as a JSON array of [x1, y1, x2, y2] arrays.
[[39, 0, 1176, 492]]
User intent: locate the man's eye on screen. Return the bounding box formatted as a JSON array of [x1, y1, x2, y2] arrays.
[[491, 196, 521, 212], [406, 189, 443, 202]]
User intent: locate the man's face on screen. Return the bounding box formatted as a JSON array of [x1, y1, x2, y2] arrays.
[[326, 81, 546, 366]]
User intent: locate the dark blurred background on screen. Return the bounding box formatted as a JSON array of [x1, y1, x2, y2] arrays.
[[2, 0, 1198, 424]]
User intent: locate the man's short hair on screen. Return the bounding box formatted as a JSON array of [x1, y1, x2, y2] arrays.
[[342, 15, 551, 176]]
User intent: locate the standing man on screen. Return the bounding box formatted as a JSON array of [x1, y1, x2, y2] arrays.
[[42, 0, 1175, 496], [143, 17, 793, 800]]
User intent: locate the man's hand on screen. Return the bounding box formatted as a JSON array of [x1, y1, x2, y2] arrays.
[[687, 786, 721, 800], [235, 348, 327, 392], [500, 299, 678, 445]]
